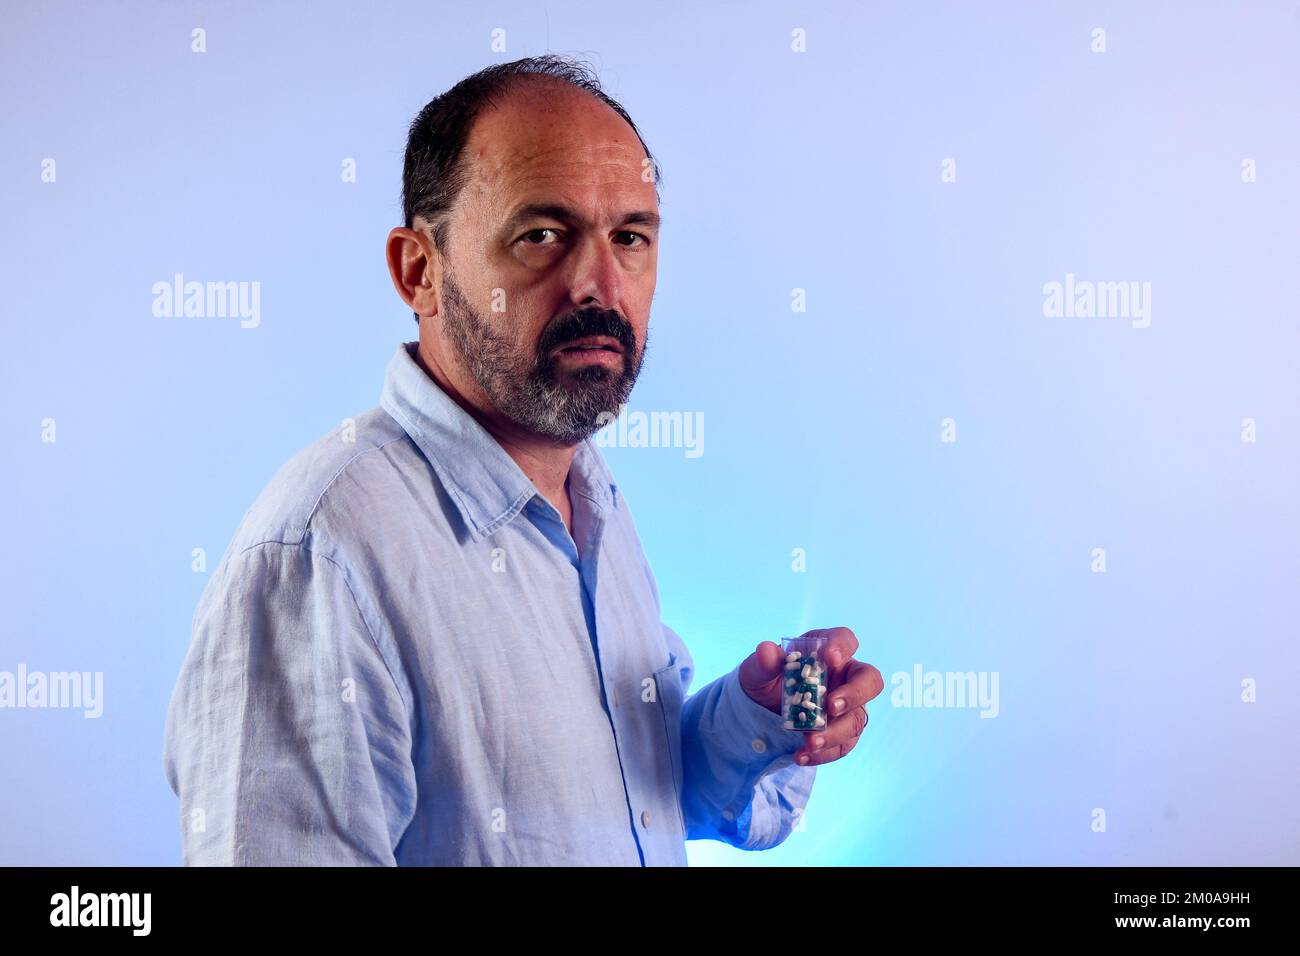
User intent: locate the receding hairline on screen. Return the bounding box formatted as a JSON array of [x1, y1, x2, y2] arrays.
[[467, 74, 652, 164], [417, 77, 658, 234]]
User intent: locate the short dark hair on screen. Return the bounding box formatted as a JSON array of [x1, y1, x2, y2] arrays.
[[400, 55, 662, 322]]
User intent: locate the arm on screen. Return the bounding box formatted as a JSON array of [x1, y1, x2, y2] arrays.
[[162, 540, 418, 865], [663, 622, 817, 850]]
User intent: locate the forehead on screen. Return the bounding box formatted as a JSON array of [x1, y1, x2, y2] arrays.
[[459, 80, 656, 219]]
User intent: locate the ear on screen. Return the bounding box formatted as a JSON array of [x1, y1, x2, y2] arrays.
[[386, 225, 440, 318]]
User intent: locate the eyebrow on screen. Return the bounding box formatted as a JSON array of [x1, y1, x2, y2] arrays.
[[500, 203, 662, 237]]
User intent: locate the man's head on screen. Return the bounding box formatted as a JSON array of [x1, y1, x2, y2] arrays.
[[387, 56, 662, 445]]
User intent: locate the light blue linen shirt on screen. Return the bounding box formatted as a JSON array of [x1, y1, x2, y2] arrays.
[[163, 340, 816, 865]]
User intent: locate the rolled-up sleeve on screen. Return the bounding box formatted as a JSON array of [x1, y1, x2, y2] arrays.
[[163, 540, 418, 865], [662, 623, 817, 850]]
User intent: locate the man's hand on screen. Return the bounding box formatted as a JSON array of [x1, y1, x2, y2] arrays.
[[739, 626, 883, 767]]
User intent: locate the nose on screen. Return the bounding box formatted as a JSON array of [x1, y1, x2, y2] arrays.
[[566, 233, 625, 312]]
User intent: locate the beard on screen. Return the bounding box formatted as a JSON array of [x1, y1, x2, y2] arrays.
[[438, 269, 646, 444]]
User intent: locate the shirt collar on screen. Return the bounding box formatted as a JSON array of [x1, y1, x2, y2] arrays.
[[380, 341, 618, 540]]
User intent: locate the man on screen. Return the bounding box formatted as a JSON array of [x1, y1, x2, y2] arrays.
[[163, 55, 883, 866]]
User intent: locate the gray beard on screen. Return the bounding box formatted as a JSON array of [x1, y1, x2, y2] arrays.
[[439, 272, 645, 444]]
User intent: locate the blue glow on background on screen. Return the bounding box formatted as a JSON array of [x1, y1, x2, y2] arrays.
[[2, 1, 1296, 865]]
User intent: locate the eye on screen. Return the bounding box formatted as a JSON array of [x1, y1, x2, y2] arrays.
[[520, 228, 561, 246], [615, 231, 650, 249]]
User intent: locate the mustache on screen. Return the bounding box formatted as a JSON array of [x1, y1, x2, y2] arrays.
[[539, 307, 635, 357]]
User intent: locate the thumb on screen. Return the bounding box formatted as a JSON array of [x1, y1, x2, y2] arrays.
[[738, 640, 787, 710]]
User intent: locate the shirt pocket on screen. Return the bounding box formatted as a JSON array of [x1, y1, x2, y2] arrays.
[[653, 652, 688, 836]]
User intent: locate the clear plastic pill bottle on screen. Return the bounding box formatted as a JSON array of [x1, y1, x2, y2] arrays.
[[780, 635, 831, 732]]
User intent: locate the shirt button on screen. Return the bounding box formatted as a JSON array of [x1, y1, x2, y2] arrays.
[[751, 738, 767, 754], [641, 809, 652, 828], [722, 808, 735, 821]]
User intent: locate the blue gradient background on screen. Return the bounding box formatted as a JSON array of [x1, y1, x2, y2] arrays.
[[2, 1, 1297, 866]]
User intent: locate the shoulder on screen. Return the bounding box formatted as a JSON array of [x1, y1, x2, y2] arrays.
[[226, 406, 422, 557]]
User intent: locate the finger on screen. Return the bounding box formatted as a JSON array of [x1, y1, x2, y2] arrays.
[[738, 641, 788, 714], [739, 640, 787, 688], [823, 659, 884, 718], [818, 626, 859, 686], [796, 704, 868, 766]]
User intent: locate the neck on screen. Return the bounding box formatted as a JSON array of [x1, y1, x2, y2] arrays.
[[412, 340, 577, 510]]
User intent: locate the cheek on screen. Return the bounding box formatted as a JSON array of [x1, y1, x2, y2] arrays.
[[507, 299, 559, 352]]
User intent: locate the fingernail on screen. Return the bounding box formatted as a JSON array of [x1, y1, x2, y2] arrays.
[[832, 698, 845, 715], [812, 735, 825, 750], [797, 753, 809, 765]]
